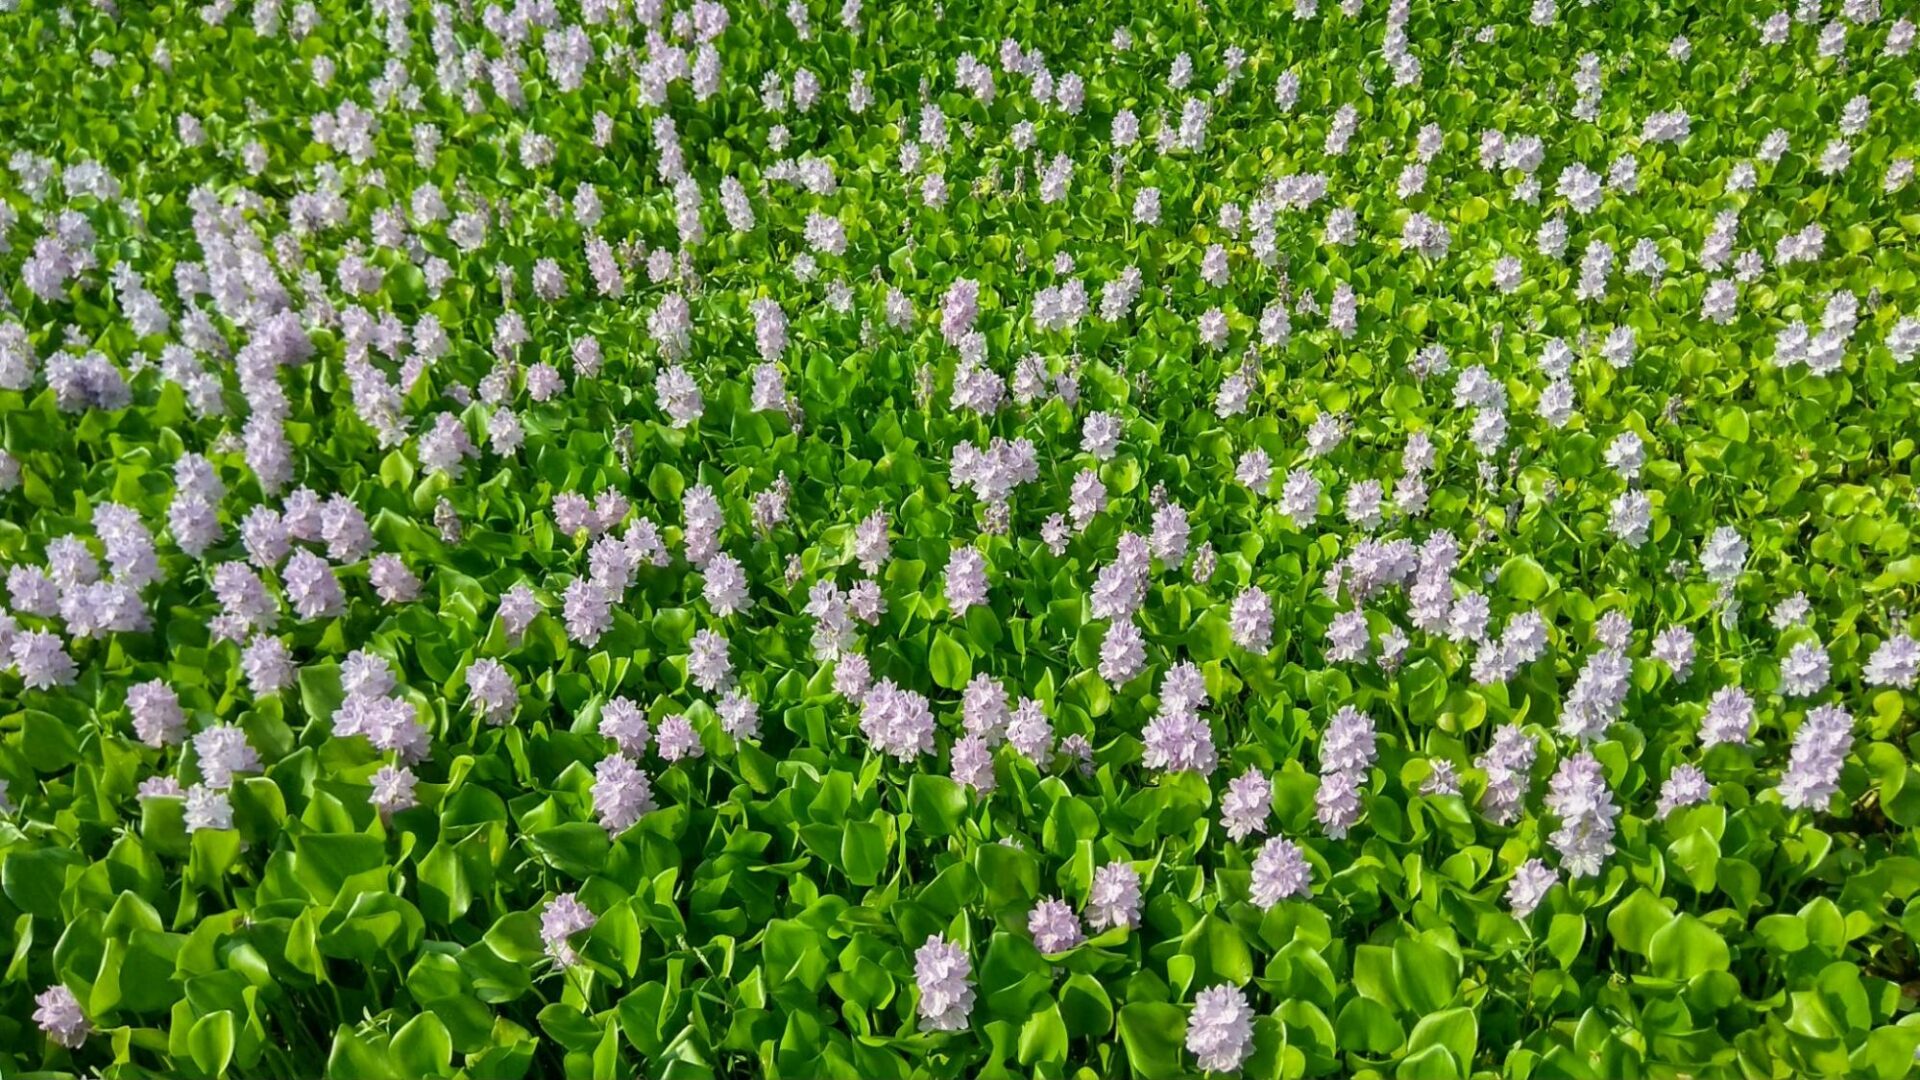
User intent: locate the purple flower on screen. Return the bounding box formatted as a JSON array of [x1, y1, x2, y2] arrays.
[[1027, 897, 1085, 953], [371, 764, 419, 818], [1324, 609, 1370, 663], [702, 553, 751, 617], [1593, 611, 1633, 651], [832, 653, 872, 701], [96, 502, 161, 586], [1100, 618, 1147, 684], [599, 697, 652, 757], [1652, 626, 1696, 680], [490, 585, 540, 644], [139, 776, 185, 800], [914, 934, 975, 1032], [1006, 698, 1053, 766], [127, 680, 187, 747], [939, 279, 980, 346], [1657, 765, 1711, 817], [806, 581, 856, 660], [1249, 835, 1312, 908], [1087, 861, 1142, 930], [33, 985, 90, 1048], [184, 784, 233, 833], [1700, 527, 1747, 584], [1778, 704, 1854, 811], [1314, 768, 1366, 840], [1320, 706, 1377, 773], [1229, 588, 1274, 653], [45, 535, 100, 588], [1779, 640, 1831, 697], [592, 754, 656, 833], [320, 495, 373, 563], [1422, 759, 1461, 796], [1865, 634, 1920, 689], [418, 412, 478, 478], [950, 733, 997, 793], [1506, 858, 1559, 917], [1150, 503, 1191, 565], [944, 546, 988, 617], [213, 562, 279, 637], [853, 512, 891, 575], [12, 629, 76, 689], [465, 658, 517, 725], [283, 550, 345, 619], [193, 725, 261, 788], [1068, 469, 1107, 531], [1560, 649, 1631, 741], [1142, 706, 1217, 777], [1221, 769, 1272, 841], [1700, 687, 1755, 748], [688, 629, 733, 693], [1477, 725, 1538, 825], [954, 677, 1009, 746], [718, 690, 760, 740], [860, 680, 935, 761], [341, 650, 397, 699], [656, 714, 704, 762], [1143, 662, 1216, 776], [1186, 984, 1255, 1074], [357, 694, 430, 764], [562, 579, 615, 646], [541, 893, 596, 967], [1081, 411, 1122, 460], [368, 554, 421, 604], [241, 636, 294, 695], [1236, 448, 1272, 493], [1545, 752, 1618, 877], [655, 365, 704, 428]]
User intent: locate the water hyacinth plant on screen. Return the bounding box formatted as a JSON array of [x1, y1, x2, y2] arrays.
[[1, 0, 1919, 1076]]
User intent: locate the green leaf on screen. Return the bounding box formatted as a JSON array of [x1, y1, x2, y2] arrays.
[[1017, 1004, 1069, 1067], [19, 711, 80, 772], [1396, 1043, 1462, 1080], [978, 932, 1050, 1019], [1118, 1002, 1188, 1080], [1850, 1025, 1920, 1080], [1060, 972, 1114, 1038], [390, 1013, 454, 1078], [973, 842, 1039, 919], [839, 819, 888, 886], [1187, 914, 1253, 986], [930, 630, 972, 691], [326, 1026, 396, 1080], [1606, 888, 1674, 957], [1407, 1008, 1477, 1075], [1649, 915, 1729, 980], [907, 774, 969, 836], [292, 833, 387, 903], [3, 847, 79, 919], [1495, 556, 1553, 601], [1669, 829, 1720, 893], [526, 821, 611, 876], [1335, 997, 1405, 1055], [1546, 914, 1586, 970], [188, 1009, 237, 1077], [1392, 938, 1459, 1014], [538, 1003, 604, 1052], [298, 662, 346, 726]]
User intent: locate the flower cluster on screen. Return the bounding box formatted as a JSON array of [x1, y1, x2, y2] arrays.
[[3, 0, 1916, 1071]]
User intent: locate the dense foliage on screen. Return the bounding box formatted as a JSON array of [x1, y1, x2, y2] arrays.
[[3, 0, 1920, 1076]]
